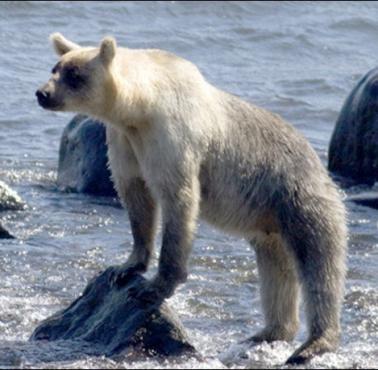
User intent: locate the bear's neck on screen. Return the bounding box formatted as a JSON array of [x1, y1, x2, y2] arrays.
[[99, 87, 155, 131], [89, 67, 154, 130]]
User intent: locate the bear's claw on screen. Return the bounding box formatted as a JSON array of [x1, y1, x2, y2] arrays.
[[285, 336, 336, 366], [285, 353, 308, 365], [108, 264, 143, 288]]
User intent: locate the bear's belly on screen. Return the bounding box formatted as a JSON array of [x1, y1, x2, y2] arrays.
[[199, 187, 280, 238]]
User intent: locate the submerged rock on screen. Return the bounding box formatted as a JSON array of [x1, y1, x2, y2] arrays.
[[328, 67, 378, 185], [347, 191, 378, 209], [30, 266, 195, 359], [57, 115, 116, 196], [0, 340, 105, 367], [0, 345, 22, 368]]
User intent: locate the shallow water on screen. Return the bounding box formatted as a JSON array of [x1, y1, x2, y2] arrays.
[[0, 1, 377, 368]]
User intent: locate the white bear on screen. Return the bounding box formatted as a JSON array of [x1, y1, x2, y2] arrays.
[[36, 33, 348, 365]]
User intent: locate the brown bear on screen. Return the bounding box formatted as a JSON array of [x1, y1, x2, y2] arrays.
[[36, 33, 348, 365]]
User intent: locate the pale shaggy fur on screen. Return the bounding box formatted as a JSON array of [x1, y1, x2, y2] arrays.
[[37, 33, 348, 365]]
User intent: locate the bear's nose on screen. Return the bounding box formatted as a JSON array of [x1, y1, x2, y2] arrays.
[[36, 89, 50, 100], [36, 89, 50, 106]]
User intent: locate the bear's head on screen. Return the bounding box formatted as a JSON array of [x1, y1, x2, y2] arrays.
[[36, 33, 117, 117]]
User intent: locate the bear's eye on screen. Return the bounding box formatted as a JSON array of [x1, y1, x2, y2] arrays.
[[64, 66, 86, 90], [51, 62, 61, 74]]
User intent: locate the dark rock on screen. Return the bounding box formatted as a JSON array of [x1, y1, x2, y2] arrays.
[[58, 115, 117, 196], [0, 223, 14, 239], [30, 266, 195, 359], [329, 67, 378, 185]]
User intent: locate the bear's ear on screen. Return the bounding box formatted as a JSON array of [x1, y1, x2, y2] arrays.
[[50, 33, 80, 56], [99, 36, 116, 66]]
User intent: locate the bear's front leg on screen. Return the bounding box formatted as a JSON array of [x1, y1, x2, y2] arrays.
[[110, 177, 158, 287], [106, 127, 158, 287], [131, 176, 200, 302]]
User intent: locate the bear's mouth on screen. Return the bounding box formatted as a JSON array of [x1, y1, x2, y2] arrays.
[[36, 91, 63, 111], [41, 102, 64, 111]]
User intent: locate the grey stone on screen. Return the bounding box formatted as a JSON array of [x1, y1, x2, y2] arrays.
[[30, 266, 196, 359], [329, 67, 378, 185], [57, 115, 116, 196], [0, 180, 24, 239], [0, 180, 25, 212]]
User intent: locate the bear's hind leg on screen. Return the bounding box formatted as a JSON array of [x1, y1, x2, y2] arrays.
[[245, 234, 300, 344], [282, 200, 347, 365]]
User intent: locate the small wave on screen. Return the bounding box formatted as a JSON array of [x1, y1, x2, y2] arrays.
[[278, 78, 342, 95], [330, 17, 378, 33], [0, 168, 57, 187]]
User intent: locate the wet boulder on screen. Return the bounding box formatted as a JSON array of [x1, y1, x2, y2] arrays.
[[0, 180, 25, 239], [30, 266, 195, 359], [0, 180, 25, 212], [328, 67, 378, 185], [57, 115, 116, 196]]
